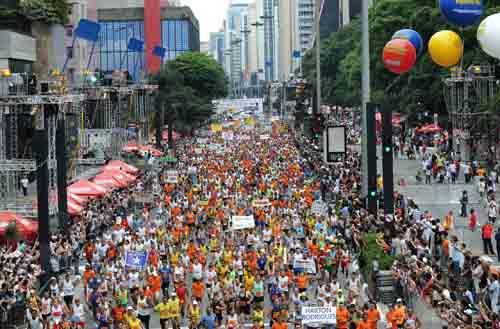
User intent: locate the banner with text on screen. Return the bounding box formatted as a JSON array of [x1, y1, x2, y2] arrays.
[[230, 215, 255, 230], [301, 306, 336, 325]]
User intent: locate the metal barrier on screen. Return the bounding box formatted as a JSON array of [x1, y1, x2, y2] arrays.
[[0, 303, 26, 329]]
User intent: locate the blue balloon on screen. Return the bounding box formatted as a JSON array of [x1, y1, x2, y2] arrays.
[[439, 0, 483, 27], [392, 29, 424, 56]]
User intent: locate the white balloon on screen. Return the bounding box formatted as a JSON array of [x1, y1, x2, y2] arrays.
[[477, 13, 500, 60]]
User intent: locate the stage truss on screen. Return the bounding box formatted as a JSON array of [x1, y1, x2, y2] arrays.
[[443, 64, 498, 161], [75, 84, 157, 161], [0, 94, 83, 218]]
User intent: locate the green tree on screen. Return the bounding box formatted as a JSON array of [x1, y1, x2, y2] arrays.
[[167, 52, 228, 102], [152, 65, 215, 149], [0, 0, 71, 24], [303, 0, 500, 117]]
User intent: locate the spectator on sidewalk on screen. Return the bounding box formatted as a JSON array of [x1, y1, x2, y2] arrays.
[[482, 221, 495, 256]]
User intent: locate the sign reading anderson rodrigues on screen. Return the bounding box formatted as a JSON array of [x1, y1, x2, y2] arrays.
[[301, 306, 336, 325]]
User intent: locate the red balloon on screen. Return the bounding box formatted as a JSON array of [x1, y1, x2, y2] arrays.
[[382, 39, 417, 74]]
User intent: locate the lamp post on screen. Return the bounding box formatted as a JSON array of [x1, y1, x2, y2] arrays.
[[251, 21, 264, 98], [241, 28, 251, 98], [224, 49, 234, 98], [260, 15, 274, 82], [231, 38, 243, 98]]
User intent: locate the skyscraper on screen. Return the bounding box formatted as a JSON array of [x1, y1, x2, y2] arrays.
[[209, 32, 225, 66]]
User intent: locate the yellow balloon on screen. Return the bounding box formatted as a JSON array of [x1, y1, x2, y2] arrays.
[[428, 30, 463, 68]]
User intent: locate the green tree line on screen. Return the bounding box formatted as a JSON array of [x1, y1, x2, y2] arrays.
[[151, 52, 228, 148], [302, 0, 500, 118]]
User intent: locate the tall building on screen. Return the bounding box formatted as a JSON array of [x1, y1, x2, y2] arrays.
[[261, 0, 279, 81], [224, 0, 249, 96], [97, 5, 200, 79], [296, 0, 315, 55], [208, 32, 225, 66], [277, 0, 297, 81], [320, 0, 362, 39], [200, 41, 209, 54]]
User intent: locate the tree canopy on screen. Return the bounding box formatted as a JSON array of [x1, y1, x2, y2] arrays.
[[302, 0, 500, 117], [151, 52, 228, 145], [0, 0, 70, 25], [167, 52, 228, 102]]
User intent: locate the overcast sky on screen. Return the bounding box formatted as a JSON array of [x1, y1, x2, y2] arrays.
[[182, 0, 230, 42]]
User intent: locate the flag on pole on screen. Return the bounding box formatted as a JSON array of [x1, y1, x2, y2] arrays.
[[125, 250, 148, 269]]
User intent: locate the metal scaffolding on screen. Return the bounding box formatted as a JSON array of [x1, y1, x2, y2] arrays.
[[0, 93, 83, 218], [76, 84, 157, 161], [443, 64, 498, 161]]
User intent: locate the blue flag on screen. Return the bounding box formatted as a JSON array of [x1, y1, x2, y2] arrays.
[[75, 19, 100, 42], [127, 38, 144, 52], [125, 250, 148, 269], [153, 46, 166, 58]]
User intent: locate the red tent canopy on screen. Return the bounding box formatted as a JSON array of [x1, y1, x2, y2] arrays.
[[139, 145, 163, 157], [68, 192, 87, 205], [67, 200, 83, 216], [122, 143, 140, 153], [93, 173, 128, 189], [162, 130, 180, 141], [102, 160, 139, 174], [101, 170, 137, 183], [0, 211, 38, 240], [68, 180, 108, 197], [417, 123, 442, 134]]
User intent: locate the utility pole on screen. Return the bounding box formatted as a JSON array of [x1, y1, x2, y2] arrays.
[[315, 0, 322, 114], [361, 0, 371, 197], [251, 21, 264, 99]]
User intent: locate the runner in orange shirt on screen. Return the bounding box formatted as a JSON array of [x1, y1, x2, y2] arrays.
[[336, 302, 350, 329], [366, 303, 380, 329]]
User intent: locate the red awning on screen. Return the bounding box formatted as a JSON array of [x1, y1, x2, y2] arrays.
[[93, 173, 128, 189], [122, 143, 140, 153], [68, 180, 108, 197], [139, 145, 163, 157], [68, 193, 87, 205], [67, 200, 83, 216], [102, 160, 139, 174], [101, 169, 137, 183], [161, 130, 180, 141], [417, 123, 442, 134], [0, 211, 38, 240]]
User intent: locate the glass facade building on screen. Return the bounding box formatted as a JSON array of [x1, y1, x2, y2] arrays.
[[98, 18, 199, 79]]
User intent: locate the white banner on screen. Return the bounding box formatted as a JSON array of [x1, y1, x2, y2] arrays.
[[239, 135, 251, 140], [252, 198, 271, 208], [166, 170, 178, 184], [194, 148, 203, 154], [260, 134, 270, 140], [222, 131, 234, 141], [230, 215, 255, 230], [301, 306, 336, 325], [197, 138, 208, 144], [311, 200, 328, 216], [293, 258, 317, 274]]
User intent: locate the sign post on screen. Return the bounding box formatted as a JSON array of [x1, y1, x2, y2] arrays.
[[323, 126, 346, 163]]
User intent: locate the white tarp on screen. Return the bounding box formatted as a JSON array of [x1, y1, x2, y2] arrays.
[[301, 306, 336, 325], [230, 215, 255, 230]]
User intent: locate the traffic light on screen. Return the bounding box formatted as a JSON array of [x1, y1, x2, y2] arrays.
[[383, 136, 392, 153], [369, 189, 377, 198]]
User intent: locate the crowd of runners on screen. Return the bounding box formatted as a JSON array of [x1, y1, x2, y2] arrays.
[[4, 110, 500, 329]]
